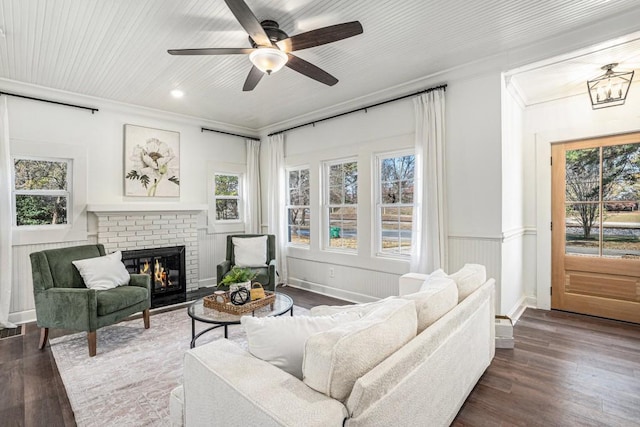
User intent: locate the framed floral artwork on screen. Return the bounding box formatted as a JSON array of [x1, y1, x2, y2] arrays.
[[124, 124, 180, 197]]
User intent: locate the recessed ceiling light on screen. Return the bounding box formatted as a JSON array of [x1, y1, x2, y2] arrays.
[[171, 89, 184, 98]]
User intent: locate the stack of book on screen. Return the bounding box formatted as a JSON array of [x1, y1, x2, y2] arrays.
[[495, 315, 514, 349]]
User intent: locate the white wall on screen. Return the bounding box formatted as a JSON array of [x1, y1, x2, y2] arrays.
[[524, 83, 640, 310], [276, 70, 507, 305], [5, 81, 249, 322], [500, 77, 528, 316]]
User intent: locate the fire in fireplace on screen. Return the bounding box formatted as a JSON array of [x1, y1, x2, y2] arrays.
[[121, 246, 186, 308]]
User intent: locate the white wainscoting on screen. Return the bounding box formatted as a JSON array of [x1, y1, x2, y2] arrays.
[[287, 257, 399, 303], [9, 237, 97, 324]]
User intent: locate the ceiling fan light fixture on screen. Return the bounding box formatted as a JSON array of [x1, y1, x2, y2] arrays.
[[249, 48, 288, 75], [587, 63, 634, 109]]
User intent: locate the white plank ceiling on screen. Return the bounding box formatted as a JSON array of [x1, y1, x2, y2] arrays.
[[1, 0, 640, 130]]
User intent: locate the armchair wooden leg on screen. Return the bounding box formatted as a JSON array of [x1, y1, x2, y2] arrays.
[[87, 331, 97, 357], [143, 308, 150, 329], [38, 328, 49, 350]]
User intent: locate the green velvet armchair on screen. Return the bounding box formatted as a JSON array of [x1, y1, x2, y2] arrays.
[[30, 244, 151, 357], [217, 234, 277, 291]]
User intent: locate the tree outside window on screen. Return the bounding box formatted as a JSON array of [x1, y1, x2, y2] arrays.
[[287, 167, 310, 246], [13, 158, 70, 226], [565, 143, 640, 257], [325, 159, 358, 250], [378, 153, 414, 256], [215, 173, 241, 221]]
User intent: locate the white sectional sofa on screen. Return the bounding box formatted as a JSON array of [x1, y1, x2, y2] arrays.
[[171, 265, 495, 426]]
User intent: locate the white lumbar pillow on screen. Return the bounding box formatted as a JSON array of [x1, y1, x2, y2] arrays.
[[72, 251, 130, 290], [303, 298, 417, 402], [233, 236, 268, 267], [241, 312, 361, 379], [403, 274, 458, 333], [449, 263, 486, 302]]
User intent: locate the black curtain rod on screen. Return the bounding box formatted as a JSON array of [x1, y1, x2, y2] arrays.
[[267, 84, 447, 137], [201, 127, 260, 141], [0, 90, 98, 114]]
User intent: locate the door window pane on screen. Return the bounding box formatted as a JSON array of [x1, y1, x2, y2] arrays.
[[565, 203, 600, 255], [565, 148, 600, 202]]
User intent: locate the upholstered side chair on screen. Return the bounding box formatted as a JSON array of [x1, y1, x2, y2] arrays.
[[30, 244, 151, 357], [217, 234, 277, 291]]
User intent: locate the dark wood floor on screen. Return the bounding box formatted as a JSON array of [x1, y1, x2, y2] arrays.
[[2, 287, 639, 427]]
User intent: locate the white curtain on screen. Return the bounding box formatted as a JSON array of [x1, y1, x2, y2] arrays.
[[265, 133, 287, 284], [0, 97, 16, 329], [245, 139, 262, 234], [410, 88, 447, 274]]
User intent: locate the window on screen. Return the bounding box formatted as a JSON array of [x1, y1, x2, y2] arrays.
[[376, 152, 414, 256], [12, 157, 71, 227], [287, 167, 310, 246], [214, 173, 242, 221], [324, 159, 358, 250]]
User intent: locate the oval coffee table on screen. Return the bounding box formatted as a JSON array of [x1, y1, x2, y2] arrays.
[[188, 293, 294, 348]]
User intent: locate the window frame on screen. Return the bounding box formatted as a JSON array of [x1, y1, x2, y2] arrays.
[[322, 157, 358, 253], [207, 161, 247, 234], [375, 149, 415, 259], [286, 165, 311, 247], [11, 155, 73, 229], [213, 172, 243, 223]]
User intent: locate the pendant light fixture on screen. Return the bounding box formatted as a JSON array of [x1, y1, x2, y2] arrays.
[[587, 63, 634, 109]]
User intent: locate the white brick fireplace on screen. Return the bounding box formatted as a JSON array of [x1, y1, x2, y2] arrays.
[[87, 204, 207, 291]]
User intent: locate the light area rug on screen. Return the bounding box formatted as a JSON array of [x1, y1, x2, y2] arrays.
[[50, 305, 308, 427]]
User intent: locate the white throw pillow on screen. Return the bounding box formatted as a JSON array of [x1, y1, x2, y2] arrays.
[[403, 275, 458, 333], [309, 297, 393, 317], [233, 236, 268, 267], [449, 263, 486, 302], [303, 298, 417, 402], [72, 251, 130, 290], [241, 312, 361, 379]]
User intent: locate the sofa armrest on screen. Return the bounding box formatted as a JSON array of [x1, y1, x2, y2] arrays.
[[183, 339, 347, 427], [128, 273, 151, 290], [268, 258, 277, 288], [34, 287, 97, 331], [216, 260, 231, 284], [398, 273, 429, 296]]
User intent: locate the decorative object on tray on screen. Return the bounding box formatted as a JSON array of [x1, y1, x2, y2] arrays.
[[203, 291, 276, 315], [230, 288, 250, 305], [218, 266, 257, 291], [124, 124, 180, 197], [250, 282, 266, 301]]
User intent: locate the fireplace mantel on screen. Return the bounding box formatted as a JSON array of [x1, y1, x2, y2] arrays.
[[87, 203, 208, 214]]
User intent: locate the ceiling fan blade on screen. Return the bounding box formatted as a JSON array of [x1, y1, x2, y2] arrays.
[[224, 0, 272, 47], [285, 54, 338, 86], [168, 48, 255, 56], [276, 21, 363, 53], [243, 65, 264, 91]]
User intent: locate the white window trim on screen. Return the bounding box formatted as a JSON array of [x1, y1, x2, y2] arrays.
[[11, 140, 87, 245], [207, 161, 246, 234], [374, 149, 415, 259], [12, 155, 73, 229], [286, 165, 310, 248], [322, 157, 358, 253]]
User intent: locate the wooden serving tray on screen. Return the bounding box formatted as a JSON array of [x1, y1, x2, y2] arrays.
[[203, 291, 276, 315]]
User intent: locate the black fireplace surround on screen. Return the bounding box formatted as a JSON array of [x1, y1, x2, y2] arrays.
[[122, 246, 186, 308]]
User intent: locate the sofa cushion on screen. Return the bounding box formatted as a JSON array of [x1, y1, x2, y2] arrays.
[[232, 236, 268, 267], [302, 298, 417, 403], [449, 264, 486, 302], [96, 286, 148, 316], [402, 275, 458, 333], [309, 298, 392, 318], [241, 312, 361, 379], [72, 251, 130, 290], [169, 385, 184, 427]]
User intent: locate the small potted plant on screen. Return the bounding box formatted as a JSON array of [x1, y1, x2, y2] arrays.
[[219, 266, 257, 292]]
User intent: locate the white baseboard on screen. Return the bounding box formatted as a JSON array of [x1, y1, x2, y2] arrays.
[[505, 295, 537, 325], [198, 277, 217, 288], [9, 309, 36, 325], [286, 278, 379, 304]]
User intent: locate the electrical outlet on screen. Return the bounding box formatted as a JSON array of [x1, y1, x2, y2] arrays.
[[329, 268, 335, 278]]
